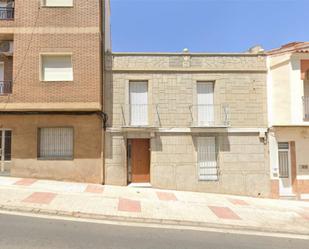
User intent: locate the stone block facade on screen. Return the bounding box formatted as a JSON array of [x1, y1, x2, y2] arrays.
[[104, 53, 271, 197]]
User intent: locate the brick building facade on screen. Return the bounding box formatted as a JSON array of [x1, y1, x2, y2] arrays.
[[0, 0, 110, 183]]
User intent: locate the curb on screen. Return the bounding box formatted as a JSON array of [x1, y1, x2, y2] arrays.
[[1, 204, 309, 237]]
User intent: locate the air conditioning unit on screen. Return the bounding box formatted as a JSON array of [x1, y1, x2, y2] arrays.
[[0, 41, 13, 55]]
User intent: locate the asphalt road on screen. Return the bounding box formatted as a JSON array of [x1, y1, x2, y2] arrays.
[[0, 213, 308, 249]]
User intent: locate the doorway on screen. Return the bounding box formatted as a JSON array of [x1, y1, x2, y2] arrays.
[[127, 139, 150, 183], [278, 142, 293, 196], [0, 130, 12, 175]]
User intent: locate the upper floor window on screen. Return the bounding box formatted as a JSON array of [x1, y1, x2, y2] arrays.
[[0, 0, 14, 19], [42, 0, 73, 7], [41, 54, 73, 82]]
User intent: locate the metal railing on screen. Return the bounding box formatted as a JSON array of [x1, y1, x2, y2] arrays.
[[121, 104, 160, 127], [189, 104, 230, 127], [303, 96, 309, 120], [0, 81, 12, 95], [0, 7, 14, 20]]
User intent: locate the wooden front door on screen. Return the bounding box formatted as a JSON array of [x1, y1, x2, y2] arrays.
[[129, 139, 150, 183]]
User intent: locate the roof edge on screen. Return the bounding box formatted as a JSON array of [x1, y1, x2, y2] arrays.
[[112, 52, 267, 57]]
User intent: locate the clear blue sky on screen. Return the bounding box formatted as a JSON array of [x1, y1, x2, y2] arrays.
[[110, 0, 309, 53]]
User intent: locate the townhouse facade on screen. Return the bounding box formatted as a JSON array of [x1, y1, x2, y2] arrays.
[[104, 52, 272, 197], [0, 0, 110, 183], [268, 42, 309, 200], [1, 1, 308, 200]]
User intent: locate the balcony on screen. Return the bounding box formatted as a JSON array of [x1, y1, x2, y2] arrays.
[[0, 81, 12, 95], [189, 104, 230, 127], [121, 104, 160, 128], [0, 6, 14, 20]]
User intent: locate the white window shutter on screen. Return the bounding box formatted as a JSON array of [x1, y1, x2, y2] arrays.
[[197, 137, 218, 180], [197, 82, 214, 125], [42, 55, 73, 81], [44, 0, 73, 7], [129, 81, 148, 126]]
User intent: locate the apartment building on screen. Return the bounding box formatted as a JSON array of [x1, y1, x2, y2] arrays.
[[268, 42, 309, 200], [104, 51, 271, 197], [0, 0, 110, 183]]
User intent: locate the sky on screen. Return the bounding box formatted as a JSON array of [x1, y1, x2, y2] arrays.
[[110, 0, 309, 53]]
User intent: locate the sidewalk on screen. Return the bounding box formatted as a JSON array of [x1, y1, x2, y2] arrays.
[[0, 176, 309, 236]]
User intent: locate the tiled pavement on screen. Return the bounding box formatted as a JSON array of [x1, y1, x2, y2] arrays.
[[0, 176, 309, 235]]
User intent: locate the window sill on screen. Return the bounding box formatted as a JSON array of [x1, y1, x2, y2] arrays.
[[41, 6, 74, 8], [41, 80, 74, 83], [38, 157, 74, 161]]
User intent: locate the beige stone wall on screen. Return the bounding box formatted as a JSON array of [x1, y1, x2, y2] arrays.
[[107, 54, 268, 128], [105, 132, 270, 197], [113, 54, 266, 71], [104, 54, 270, 195], [0, 0, 102, 111], [0, 114, 103, 183]]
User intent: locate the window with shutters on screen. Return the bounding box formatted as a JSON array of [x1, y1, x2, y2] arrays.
[[41, 54, 73, 81], [38, 128, 74, 160], [42, 0, 73, 7], [129, 81, 148, 126], [197, 137, 218, 181], [197, 82, 214, 126]]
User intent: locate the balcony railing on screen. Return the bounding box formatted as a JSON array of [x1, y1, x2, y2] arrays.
[[189, 104, 230, 127], [303, 96, 309, 120], [121, 104, 160, 127], [0, 81, 12, 95], [0, 7, 14, 20]]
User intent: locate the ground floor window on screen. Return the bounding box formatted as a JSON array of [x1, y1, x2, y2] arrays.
[[0, 130, 11, 161], [38, 127, 74, 160], [197, 137, 218, 180]]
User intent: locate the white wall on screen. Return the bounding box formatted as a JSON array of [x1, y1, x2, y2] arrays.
[[268, 53, 309, 126]]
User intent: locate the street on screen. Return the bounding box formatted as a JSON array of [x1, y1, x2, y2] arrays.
[[0, 213, 307, 249]]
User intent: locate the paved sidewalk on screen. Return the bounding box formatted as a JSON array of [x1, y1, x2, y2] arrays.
[[0, 176, 309, 236]]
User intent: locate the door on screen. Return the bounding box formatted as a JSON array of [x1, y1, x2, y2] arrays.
[[197, 137, 218, 181], [197, 82, 214, 126], [0, 63, 4, 94], [278, 142, 293, 196], [128, 139, 150, 183], [129, 81, 148, 126], [0, 130, 12, 174]]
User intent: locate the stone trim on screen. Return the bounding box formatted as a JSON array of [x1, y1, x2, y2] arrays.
[[113, 52, 267, 57], [112, 68, 267, 73], [106, 127, 268, 133]]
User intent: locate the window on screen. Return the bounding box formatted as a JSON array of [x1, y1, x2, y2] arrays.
[[38, 128, 73, 160], [42, 0, 73, 7], [278, 142, 290, 178], [129, 81, 148, 126], [41, 54, 73, 81], [0, 1, 14, 19], [197, 82, 214, 126], [197, 137, 218, 180]]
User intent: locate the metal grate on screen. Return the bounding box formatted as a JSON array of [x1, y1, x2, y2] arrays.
[[0, 7, 14, 19], [39, 128, 73, 160], [197, 137, 218, 181]]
